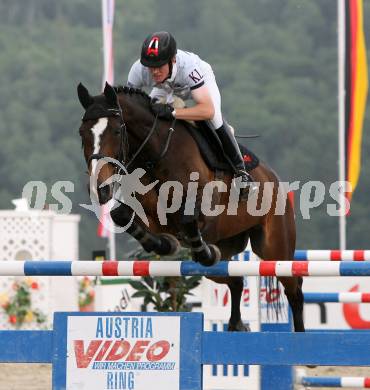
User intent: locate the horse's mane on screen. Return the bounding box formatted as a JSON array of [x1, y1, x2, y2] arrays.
[[114, 85, 152, 109]]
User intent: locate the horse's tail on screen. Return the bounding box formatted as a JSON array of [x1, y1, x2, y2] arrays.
[[261, 276, 287, 325]]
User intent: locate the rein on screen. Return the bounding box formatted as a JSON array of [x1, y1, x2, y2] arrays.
[[126, 116, 176, 169]]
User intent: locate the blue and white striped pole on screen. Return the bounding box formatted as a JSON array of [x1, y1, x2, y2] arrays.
[[304, 292, 370, 303], [301, 376, 370, 388], [2, 260, 370, 277]]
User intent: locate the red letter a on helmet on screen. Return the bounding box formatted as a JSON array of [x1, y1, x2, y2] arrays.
[[147, 36, 159, 56]]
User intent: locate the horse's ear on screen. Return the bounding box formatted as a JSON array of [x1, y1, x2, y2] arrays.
[[104, 82, 119, 107], [77, 83, 94, 109]]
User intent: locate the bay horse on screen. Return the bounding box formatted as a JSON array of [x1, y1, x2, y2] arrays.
[[77, 82, 304, 332]]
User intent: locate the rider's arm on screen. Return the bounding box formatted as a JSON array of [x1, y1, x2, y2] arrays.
[[127, 60, 144, 88], [172, 84, 215, 121]]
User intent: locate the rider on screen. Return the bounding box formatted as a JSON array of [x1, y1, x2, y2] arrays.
[[126, 31, 256, 197]]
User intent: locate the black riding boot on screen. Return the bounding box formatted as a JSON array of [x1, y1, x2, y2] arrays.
[[215, 123, 257, 199]]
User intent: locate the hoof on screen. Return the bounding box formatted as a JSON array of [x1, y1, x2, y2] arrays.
[[228, 320, 251, 332], [306, 364, 317, 369], [156, 233, 180, 256], [196, 244, 221, 267]]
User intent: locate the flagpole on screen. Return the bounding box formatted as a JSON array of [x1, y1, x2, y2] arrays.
[[338, 0, 346, 250], [101, 0, 116, 260]]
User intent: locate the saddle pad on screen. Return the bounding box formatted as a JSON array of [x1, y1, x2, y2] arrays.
[[185, 123, 259, 173]]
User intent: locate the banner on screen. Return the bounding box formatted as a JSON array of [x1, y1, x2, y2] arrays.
[[345, 0, 368, 199]]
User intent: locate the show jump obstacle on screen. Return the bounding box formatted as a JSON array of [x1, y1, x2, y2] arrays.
[[2, 260, 370, 276], [1, 312, 370, 390], [1, 259, 370, 389]]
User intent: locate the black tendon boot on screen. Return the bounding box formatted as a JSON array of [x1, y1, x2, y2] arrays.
[[215, 123, 257, 200]]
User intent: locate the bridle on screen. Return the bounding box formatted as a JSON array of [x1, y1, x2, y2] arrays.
[[85, 97, 176, 174], [86, 104, 128, 174]]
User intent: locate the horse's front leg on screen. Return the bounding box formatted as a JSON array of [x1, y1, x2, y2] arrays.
[[180, 213, 221, 266], [110, 202, 180, 256]]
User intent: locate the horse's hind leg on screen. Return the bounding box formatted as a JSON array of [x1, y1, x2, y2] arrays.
[[250, 222, 305, 332], [210, 233, 250, 331], [208, 276, 250, 331], [277, 276, 305, 332], [228, 277, 251, 331]]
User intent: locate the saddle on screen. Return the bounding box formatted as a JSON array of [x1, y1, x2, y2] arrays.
[[184, 121, 259, 173]]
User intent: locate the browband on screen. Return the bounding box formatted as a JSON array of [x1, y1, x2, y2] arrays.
[[82, 104, 121, 121]]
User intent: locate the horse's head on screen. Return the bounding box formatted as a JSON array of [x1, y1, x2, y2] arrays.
[[77, 82, 127, 204]]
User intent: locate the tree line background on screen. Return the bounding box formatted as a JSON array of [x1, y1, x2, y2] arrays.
[[0, 0, 369, 258]]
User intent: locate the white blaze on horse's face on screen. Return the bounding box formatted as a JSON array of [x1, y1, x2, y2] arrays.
[[91, 117, 108, 175]]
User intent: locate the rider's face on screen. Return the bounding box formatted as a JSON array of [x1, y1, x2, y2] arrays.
[[149, 63, 170, 84]]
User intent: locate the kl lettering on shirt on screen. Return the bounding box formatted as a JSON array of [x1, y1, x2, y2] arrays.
[[188, 68, 203, 83]]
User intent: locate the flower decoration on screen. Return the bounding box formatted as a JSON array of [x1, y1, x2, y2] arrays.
[[128, 247, 201, 312], [1, 278, 46, 328], [78, 276, 95, 309]]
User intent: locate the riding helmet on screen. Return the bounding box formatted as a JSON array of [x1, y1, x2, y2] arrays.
[[140, 31, 177, 67]]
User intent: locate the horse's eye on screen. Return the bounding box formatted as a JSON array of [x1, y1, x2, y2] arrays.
[[114, 128, 121, 136]]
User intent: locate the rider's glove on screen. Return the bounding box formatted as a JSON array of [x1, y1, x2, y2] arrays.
[[151, 103, 175, 120]]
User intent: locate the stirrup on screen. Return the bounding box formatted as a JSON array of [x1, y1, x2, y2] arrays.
[[235, 171, 258, 200], [239, 183, 257, 201], [235, 170, 252, 183]]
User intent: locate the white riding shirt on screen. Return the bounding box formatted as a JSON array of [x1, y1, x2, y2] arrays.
[[127, 49, 223, 129]]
